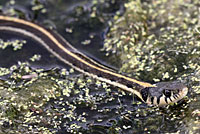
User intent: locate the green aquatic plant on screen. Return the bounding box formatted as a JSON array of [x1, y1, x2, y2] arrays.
[[103, 0, 200, 132], [0, 39, 26, 51], [0, 0, 199, 133], [103, 0, 200, 84]]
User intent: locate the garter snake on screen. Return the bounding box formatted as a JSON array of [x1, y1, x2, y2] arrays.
[[0, 15, 188, 106]]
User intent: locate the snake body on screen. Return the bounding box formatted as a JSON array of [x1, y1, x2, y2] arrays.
[[0, 15, 188, 106]]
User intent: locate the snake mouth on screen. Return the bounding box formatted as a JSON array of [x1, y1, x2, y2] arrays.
[[178, 86, 188, 101], [157, 86, 188, 106]]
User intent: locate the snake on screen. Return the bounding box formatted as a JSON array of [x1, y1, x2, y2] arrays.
[[0, 15, 188, 106]]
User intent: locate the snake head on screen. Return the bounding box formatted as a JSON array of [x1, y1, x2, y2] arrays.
[[141, 81, 188, 106]]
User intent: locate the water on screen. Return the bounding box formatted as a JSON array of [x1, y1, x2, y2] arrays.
[[0, 0, 199, 133]]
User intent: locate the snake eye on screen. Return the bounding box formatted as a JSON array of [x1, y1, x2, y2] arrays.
[[164, 89, 171, 97]]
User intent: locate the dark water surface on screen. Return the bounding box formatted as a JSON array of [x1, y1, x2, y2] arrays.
[[0, 0, 199, 134]]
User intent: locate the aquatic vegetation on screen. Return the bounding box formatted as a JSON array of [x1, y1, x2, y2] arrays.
[[0, 0, 199, 133], [103, 0, 200, 132], [0, 39, 26, 51], [104, 0, 200, 84]]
